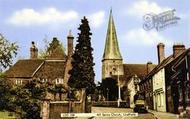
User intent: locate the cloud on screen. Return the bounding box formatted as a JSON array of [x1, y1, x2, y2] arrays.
[[7, 8, 105, 28], [127, 0, 171, 18], [7, 7, 79, 26], [88, 11, 105, 28], [122, 28, 173, 46]]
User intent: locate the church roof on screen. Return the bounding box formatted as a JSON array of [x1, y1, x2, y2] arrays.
[[102, 10, 122, 60], [4, 59, 66, 79], [123, 64, 150, 80]]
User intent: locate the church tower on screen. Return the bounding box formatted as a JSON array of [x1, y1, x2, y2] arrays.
[[102, 10, 124, 80]]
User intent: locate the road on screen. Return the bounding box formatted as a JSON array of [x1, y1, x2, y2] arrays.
[[91, 107, 156, 119]]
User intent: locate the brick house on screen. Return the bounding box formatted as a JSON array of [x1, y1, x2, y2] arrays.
[[4, 31, 74, 91], [140, 43, 190, 114], [165, 47, 190, 114]]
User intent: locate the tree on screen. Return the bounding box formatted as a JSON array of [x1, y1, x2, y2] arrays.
[[48, 84, 67, 101], [0, 79, 12, 111], [10, 79, 48, 119], [68, 17, 95, 95], [39, 37, 66, 59], [0, 34, 18, 71]]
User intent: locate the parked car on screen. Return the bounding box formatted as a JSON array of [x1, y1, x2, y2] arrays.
[[133, 99, 148, 113]]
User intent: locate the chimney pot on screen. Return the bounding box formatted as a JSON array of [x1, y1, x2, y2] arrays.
[[30, 41, 38, 59], [147, 61, 153, 74], [157, 43, 165, 64], [67, 30, 74, 57], [173, 43, 185, 58]]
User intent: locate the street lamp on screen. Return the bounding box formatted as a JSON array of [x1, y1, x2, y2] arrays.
[[117, 65, 122, 107]]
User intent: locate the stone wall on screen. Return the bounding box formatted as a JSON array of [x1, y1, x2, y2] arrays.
[[49, 101, 69, 119], [41, 89, 88, 119]]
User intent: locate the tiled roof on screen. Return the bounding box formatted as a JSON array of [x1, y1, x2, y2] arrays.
[[170, 48, 190, 68], [5, 59, 44, 78], [145, 55, 173, 79], [34, 60, 66, 79], [4, 59, 66, 79], [123, 64, 156, 80], [144, 48, 190, 80]]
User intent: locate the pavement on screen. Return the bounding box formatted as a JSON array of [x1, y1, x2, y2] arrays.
[[70, 107, 180, 119], [91, 106, 156, 119], [148, 110, 179, 119]]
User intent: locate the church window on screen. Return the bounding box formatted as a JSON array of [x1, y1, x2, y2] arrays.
[[110, 72, 112, 75], [113, 67, 116, 71]]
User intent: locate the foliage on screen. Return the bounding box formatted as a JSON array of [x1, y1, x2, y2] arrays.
[[68, 17, 95, 95], [39, 37, 66, 59], [48, 84, 67, 100], [0, 34, 18, 71], [92, 81, 103, 101], [0, 78, 70, 119], [0, 79, 52, 119], [10, 79, 48, 119], [0, 79, 12, 111], [38, 37, 50, 59]]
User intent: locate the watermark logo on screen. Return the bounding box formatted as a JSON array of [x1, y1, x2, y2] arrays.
[[143, 9, 180, 31]]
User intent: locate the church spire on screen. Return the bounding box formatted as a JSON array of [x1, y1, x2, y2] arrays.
[[102, 9, 122, 60]]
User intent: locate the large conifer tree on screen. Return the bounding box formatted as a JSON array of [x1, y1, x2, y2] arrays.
[[68, 17, 95, 95]]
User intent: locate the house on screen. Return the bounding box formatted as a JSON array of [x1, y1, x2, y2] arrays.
[[127, 74, 140, 108], [4, 31, 74, 91], [140, 43, 190, 114], [165, 47, 190, 115]]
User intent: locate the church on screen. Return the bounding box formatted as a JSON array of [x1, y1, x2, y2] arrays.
[[101, 10, 156, 107]]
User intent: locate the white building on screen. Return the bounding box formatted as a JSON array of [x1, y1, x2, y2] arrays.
[[153, 68, 166, 112], [127, 75, 140, 108]]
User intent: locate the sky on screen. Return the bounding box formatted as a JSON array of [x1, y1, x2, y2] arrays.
[[0, 0, 190, 82]]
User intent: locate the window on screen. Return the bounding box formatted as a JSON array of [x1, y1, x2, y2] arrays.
[[56, 78, 63, 84], [41, 78, 48, 83], [161, 93, 164, 106], [16, 80, 22, 85], [159, 93, 162, 107]]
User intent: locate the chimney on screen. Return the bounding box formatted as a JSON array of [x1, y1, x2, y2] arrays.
[[30, 41, 38, 59], [67, 30, 74, 57], [173, 43, 185, 58], [157, 43, 165, 64], [147, 61, 153, 74]]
